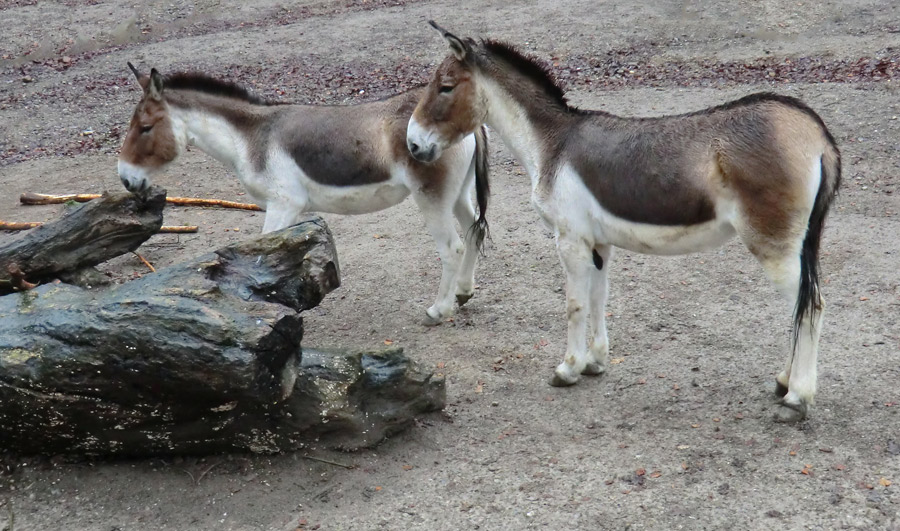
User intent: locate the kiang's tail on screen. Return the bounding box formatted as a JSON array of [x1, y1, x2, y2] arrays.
[[793, 130, 840, 350], [470, 125, 491, 254]]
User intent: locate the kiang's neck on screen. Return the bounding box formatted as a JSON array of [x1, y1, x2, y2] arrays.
[[476, 69, 571, 183], [167, 95, 254, 175]]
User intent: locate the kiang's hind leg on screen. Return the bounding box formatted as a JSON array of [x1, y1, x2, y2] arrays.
[[583, 245, 614, 376], [741, 231, 823, 422], [412, 190, 465, 326], [452, 187, 479, 307]]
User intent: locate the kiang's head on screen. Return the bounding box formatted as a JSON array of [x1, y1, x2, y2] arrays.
[[407, 21, 487, 163], [117, 63, 182, 193]]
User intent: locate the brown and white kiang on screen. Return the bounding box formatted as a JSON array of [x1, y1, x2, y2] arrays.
[[119, 63, 490, 324], [407, 22, 840, 421]]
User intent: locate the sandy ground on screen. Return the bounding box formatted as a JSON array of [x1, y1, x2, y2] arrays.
[[1, 1, 899, 529]]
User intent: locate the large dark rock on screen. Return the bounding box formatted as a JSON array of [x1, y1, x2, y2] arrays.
[[0, 187, 166, 294], [0, 217, 445, 456]]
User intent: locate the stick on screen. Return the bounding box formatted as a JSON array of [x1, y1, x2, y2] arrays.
[[1, 221, 198, 234], [302, 454, 356, 469], [0, 221, 43, 231], [158, 226, 198, 234], [19, 192, 101, 205], [21, 192, 262, 211], [133, 253, 156, 273], [165, 196, 262, 211]]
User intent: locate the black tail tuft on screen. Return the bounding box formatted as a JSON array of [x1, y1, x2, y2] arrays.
[[469, 125, 491, 255], [792, 148, 840, 349]]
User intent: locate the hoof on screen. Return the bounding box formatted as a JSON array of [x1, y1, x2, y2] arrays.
[[774, 380, 789, 398], [549, 374, 578, 387], [456, 293, 473, 307], [581, 362, 605, 376], [774, 401, 808, 423], [421, 312, 443, 327]]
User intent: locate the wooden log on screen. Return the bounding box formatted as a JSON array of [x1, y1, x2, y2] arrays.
[[0, 218, 443, 456], [0, 187, 166, 294], [21, 191, 262, 211]]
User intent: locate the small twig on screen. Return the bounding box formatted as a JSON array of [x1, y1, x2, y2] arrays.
[[196, 460, 221, 485], [178, 468, 195, 484], [133, 253, 156, 273], [6, 264, 36, 291], [6, 503, 13, 531], [302, 454, 356, 469]]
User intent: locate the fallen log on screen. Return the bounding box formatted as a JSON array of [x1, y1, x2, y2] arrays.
[[0, 217, 444, 455], [21, 191, 262, 211], [0, 187, 166, 294]]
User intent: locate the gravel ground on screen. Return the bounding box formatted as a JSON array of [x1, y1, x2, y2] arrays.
[[0, 1, 899, 529]]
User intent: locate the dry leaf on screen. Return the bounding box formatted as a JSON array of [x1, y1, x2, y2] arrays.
[[880, 477, 892, 487], [681, 462, 689, 470], [383, 339, 393, 345], [436, 362, 445, 369], [635, 468, 646, 476], [610, 357, 625, 364], [402, 465, 413, 471], [375, 486, 383, 491], [475, 381, 483, 393], [834, 464, 847, 471], [859, 296, 869, 301], [713, 418, 721, 423], [789, 450, 797, 456], [637, 378, 647, 385], [691, 424, 700, 429], [650, 471, 662, 478]]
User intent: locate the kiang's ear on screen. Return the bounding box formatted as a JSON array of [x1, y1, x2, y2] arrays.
[[127, 61, 150, 90], [148, 68, 164, 100], [127, 61, 141, 79], [428, 20, 470, 61]]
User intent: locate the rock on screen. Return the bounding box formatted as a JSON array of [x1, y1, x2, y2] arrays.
[[0, 217, 444, 456]]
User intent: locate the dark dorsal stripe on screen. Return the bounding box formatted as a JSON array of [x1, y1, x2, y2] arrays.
[[164, 72, 276, 106]]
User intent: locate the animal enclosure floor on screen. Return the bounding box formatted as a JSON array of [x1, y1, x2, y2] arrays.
[[1, 1, 899, 529]]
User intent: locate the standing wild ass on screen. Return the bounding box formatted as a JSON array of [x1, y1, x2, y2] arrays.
[[406, 23, 840, 421], [118, 64, 489, 324]]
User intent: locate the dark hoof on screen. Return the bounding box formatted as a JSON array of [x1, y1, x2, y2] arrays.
[[581, 362, 604, 376], [549, 374, 578, 387], [421, 312, 443, 327], [774, 380, 789, 398], [774, 401, 808, 423], [456, 293, 473, 307]]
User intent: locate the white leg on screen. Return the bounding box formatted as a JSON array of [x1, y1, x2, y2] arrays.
[[452, 193, 479, 306], [583, 245, 613, 376], [412, 192, 464, 325], [550, 236, 594, 386], [755, 253, 823, 422]]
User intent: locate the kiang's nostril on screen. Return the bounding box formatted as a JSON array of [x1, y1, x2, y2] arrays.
[[409, 141, 420, 154]]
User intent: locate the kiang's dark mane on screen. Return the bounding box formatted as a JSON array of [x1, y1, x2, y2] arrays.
[[164, 72, 277, 106], [481, 40, 570, 109]]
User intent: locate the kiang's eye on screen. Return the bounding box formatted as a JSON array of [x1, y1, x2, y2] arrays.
[[439, 85, 455, 94], [140, 124, 153, 134]]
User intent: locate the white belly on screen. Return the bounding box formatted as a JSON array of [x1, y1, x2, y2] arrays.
[[537, 164, 736, 255]]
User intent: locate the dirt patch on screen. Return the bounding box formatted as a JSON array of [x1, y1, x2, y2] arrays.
[[1, 1, 899, 530]]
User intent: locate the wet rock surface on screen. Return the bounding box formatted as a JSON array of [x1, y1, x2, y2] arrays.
[[0, 216, 443, 456], [0, 186, 165, 294]]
